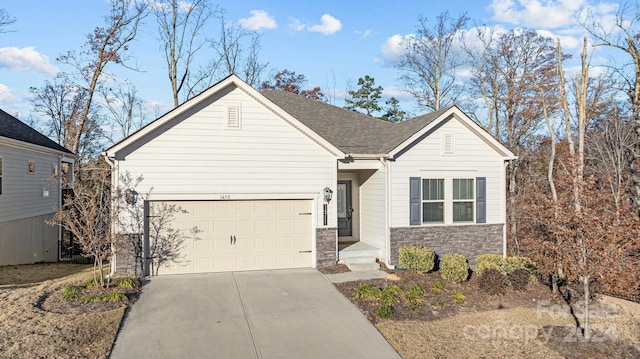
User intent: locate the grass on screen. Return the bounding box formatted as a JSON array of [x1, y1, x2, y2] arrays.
[[0, 263, 126, 358]]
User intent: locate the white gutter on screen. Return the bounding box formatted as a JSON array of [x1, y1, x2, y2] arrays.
[[381, 156, 395, 270]]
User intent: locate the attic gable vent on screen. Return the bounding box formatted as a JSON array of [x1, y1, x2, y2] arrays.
[[443, 132, 454, 155], [225, 104, 241, 129]]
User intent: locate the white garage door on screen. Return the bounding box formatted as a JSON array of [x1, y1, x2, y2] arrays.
[[150, 200, 313, 275]]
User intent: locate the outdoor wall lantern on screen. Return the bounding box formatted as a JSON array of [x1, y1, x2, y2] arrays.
[[125, 188, 138, 206], [323, 186, 333, 203]]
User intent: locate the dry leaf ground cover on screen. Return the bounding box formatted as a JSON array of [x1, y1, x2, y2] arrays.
[[0, 263, 136, 359], [334, 269, 640, 359]]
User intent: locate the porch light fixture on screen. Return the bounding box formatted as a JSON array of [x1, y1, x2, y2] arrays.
[[323, 186, 333, 203], [124, 189, 138, 206]]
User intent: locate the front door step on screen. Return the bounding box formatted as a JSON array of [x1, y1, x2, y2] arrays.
[[343, 256, 380, 272]]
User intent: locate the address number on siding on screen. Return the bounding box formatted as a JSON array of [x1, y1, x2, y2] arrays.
[[220, 195, 231, 200]]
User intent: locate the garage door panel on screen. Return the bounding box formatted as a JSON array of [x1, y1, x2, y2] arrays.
[[152, 200, 313, 275]]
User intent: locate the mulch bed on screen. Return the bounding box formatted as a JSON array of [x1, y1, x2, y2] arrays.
[[335, 269, 564, 324], [39, 282, 141, 314]]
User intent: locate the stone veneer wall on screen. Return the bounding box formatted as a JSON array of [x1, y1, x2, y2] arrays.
[[114, 234, 143, 278], [316, 227, 337, 267], [389, 224, 503, 268]]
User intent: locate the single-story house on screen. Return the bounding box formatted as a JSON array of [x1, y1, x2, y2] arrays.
[[0, 109, 76, 266], [104, 75, 515, 276]]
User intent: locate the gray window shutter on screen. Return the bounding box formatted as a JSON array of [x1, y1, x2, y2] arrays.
[[476, 177, 486, 223], [410, 177, 421, 225]]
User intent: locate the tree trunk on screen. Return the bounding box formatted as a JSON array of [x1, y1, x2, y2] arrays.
[[583, 275, 591, 340]]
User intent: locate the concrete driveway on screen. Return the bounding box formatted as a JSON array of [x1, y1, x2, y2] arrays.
[[110, 269, 400, 359]]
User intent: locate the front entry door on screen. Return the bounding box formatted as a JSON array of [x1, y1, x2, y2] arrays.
[[337, 180, 353, 237]]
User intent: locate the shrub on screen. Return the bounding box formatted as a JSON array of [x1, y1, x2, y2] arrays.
[[376, 305, 393, 318], [478, 268, 508, 295], [398, 246, 435, 273], [81, 290, 128, 303], [353, 283, 381, 301], [502, 256, 537, 274], [440, 254, 469, 282], [379, 285, 402, 306], [118, 277, 141, 289], [452, 291, 466, 305], [430, 281, 446, 292], [83, 278, 98, 288], [508, 268, 530, 291], [402, 284, 426, 305], [61, 284, 82, 301], [476, 254, 503, 276]]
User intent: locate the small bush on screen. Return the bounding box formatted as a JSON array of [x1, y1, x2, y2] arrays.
[[440, 254, 469, 282], [476, 254, 503, 276], [103, 290, 128, 302], [452, 291, 466, 305], [502, 256, 537, 274], [83, 278, 98, 288], [61, 284, 82, 301], [478, 268, 508, 295], [353, 283, 381, 301], [379, 285, 402, 306], [398, 246, 435, 273], [376, 305, 393, 318], [118, 277, 141, 289], [508, 268, 530, 291], [402, 284, 425, 305], [430, 282, 446, 292]]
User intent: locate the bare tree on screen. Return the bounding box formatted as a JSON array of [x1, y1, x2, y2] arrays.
[[396, 11, 469, 111], [103, 84, 146, 143], [212, 15, 268, 87], [152, 0, 218, 107], [0, 8, 16, 33], [48, 160, 112, 288], [580, 2, 640, 213], [58, 0, 146, 155], [30, 74, 103, 158], [467, 29, 559, 254]]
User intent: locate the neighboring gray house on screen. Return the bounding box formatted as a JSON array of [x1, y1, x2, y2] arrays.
[[104, 75, 515, 276], [0, 109, 75, 266]]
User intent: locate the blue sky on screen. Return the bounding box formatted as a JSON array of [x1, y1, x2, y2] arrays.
[[0, 0, 628, 123]]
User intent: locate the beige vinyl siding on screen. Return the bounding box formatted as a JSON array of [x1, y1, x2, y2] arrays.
[[0, 143, 59, 223], [390, 117, 506, 227], [359, 167, 387, 253], [115, 86, 337, 228]]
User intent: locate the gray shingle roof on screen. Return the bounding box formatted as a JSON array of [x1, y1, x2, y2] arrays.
[[0, 108, 73, 154], [260, 90, 452, 154]]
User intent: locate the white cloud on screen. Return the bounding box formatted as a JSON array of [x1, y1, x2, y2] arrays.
[[380, 34, 413, 62], [239, 10, 277, 31], [355, 29, 372, 38], [489, 0, 619, 30], [0, 47, 58, 75], [0, 84, 17, 107], [288, 18, 305, 32], [308, 14, 342, 35]]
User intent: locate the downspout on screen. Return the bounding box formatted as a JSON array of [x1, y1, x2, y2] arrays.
[[503, 160, 509, 258], [101, 152, 117, 277], [57, 156, 62, 261], [381, 156, 395, 270]]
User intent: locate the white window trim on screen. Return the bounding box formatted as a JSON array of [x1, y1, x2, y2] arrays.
[[421, 178, 445, 224], [418, 172, 477, 225], [452, 178, 475, 223]]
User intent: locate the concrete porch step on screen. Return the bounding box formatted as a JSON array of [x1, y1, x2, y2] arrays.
[[342, 256, 380, 272]]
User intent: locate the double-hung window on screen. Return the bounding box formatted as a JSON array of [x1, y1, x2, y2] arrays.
[[422, 179, 444, 223], [411, 176, 485, 225], [453, 178, 474, 222]]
